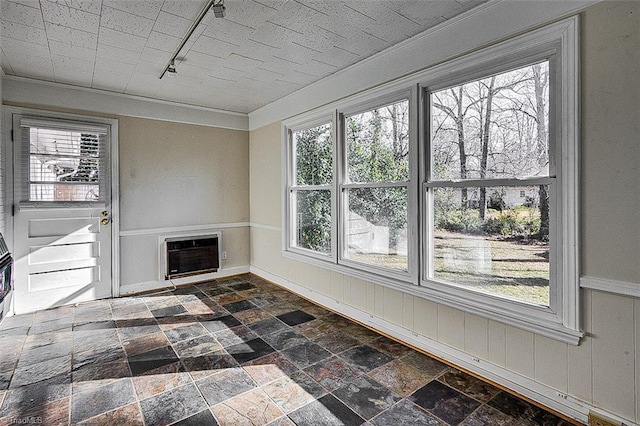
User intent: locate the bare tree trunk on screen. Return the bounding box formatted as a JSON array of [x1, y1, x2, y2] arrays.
[[454, 87, 469, 208], [533, 65, 549, 240], [479, 77, 496, 220]]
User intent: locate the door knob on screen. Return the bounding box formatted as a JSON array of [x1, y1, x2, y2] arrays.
[[101, 218, 110, 225]]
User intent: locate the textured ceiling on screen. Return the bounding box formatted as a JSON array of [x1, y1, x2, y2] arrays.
[[1, 0, 485, 114]]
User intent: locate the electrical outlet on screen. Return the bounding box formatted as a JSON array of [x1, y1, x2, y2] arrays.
[[221, 251, 227, 260], [588, 412, 621, 426]]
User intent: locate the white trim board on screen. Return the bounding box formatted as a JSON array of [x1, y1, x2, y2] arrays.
[[249, 222, 281, 232], [580, 276, 640, 298], [250, 265, 637, 426], [248, 0, 599, 130], [119, 265, 250, 296], [2, 76, 249, 131], [120, 222, 250, 237]]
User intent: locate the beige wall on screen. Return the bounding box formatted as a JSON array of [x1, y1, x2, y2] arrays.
[[119, 116, 249, 230], [249, 2, 640, 423]]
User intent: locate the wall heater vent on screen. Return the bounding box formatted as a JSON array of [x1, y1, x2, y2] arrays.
[[165, 234, 219, 279]]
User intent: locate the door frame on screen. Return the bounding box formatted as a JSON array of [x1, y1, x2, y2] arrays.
[[2, 106, 120, 313]]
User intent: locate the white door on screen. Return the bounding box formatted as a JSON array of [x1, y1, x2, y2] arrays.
[[11, 113, 114, 314]]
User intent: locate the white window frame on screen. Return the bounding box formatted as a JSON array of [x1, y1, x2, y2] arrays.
[[282, 17, 580, 344], [337, 91, 417, 283], [283, 114, 337, 262], [418, 19, 581, 344]]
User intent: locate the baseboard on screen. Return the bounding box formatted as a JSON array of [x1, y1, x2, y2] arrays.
[[119, 265, 250, 296], [250, 265, 637, 426]]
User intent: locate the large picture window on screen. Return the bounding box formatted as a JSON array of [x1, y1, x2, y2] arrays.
[[427, 62, 552, 306], [283, 18, 579, 343]]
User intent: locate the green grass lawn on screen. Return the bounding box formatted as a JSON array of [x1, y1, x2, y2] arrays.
[[433, 230, 549, 306], [348, 229, 549, 306]]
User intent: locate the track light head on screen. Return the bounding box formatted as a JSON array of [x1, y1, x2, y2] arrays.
[[212, 0, 225, 18], [167, 60, 177, 75]]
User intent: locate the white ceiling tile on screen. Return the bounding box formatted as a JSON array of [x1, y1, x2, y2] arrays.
[[199, 75, 235, 90], [222, 53, 262, 72], [292, 58, 338, 78], [190, 35, 239, 59], [2, 48, 53, 72], [48, 0, 103, 15], [92, 68, 131, 92], [259, 56, 300, 74], [266, 0, 326, 34], [152, 11, 192, 38], [1, 38, 51, 58], [178, 51, 222, 69], [52, 56, 94, 85], [208, 66, 244, 82], [276, 42, 321, 66], [224, 0, 281, 30], [145, 31, 182, 53], [49, 40, 96, 61], [1, 1, 45, 28], [272, 69, 315, 86], [45, 22, 98, 48], [1, 20, 48, 46], [100, 6, 154, 38], [171, 63, 210, 80], [94, 57, 136, 75], [246, 67, 284, 84], [161, 0, 206, 20], [102, 0, 162, 20], [249, 21, 299, 50], [124, 72, 163, 97], [96, 43, 141, 65], [139, 47, 172, 65], [233, 39, 279, 63], [9, 62, 56, 80], [134, 60, 161, 75], [41, 0, 100, 33], [201, 17, 254, 46], [313, 46, 359, 68], [98, 27, 147, 52]]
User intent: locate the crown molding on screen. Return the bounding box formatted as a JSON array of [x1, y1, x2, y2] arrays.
[[2, 75, 249, 131]]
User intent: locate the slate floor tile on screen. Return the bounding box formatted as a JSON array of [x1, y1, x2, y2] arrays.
[[262, 374, 319, 413], [281, 340, 332, 369], [303, 356, 362, 392], [173, 334, 222, 358], [163, 322, 207, 344], [131, 362, 191, 400], [369, 358, 434, 397], [211, 387, 283, 425], [195, 367, 256, 406], [401, 351, 450, 377], [249, 317, 288, 335], [410, 380, 481, 425], [139, 383, 208, 426], [370, 399, 444, 425], [368, 336, 413, 358], [333, 375, 400, 420], [214, 324, 258, 347], [0, 372, 70, 418], [288, 394, 365, 426], [242, 352, 299, 386], [71, 378, 136, 423], [227, 338, 275, 364], [182, 352, 238, 381], [10, 355, 71, 388], [439, 369, 501, 403], [116, 318, 161, 341], [222, 300, 256, 313], [77, 402, 145, 426], [313, 331, 360, 354], [172, 408, 219, 426], [277, 310, 315, 326], [200, 315, 241, 333], [487, 391, 572, 425], [127, 346, 179, 376], [151, 304, 187, 318], [339, 345, 393, 373], [459, 404, 523, 426], [263, 329, 309, 351]]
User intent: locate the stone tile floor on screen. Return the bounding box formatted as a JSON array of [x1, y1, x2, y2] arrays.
[[0, 274, 576, 425]]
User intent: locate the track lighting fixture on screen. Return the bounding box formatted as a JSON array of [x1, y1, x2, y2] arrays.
[[159, 0, 227, 79]]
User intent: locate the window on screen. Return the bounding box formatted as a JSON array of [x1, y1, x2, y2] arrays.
[[341, 99, 410, 273], [287, 121, 334, 256], [19, 118, 109, 204], [283, 18, 579, 343]]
